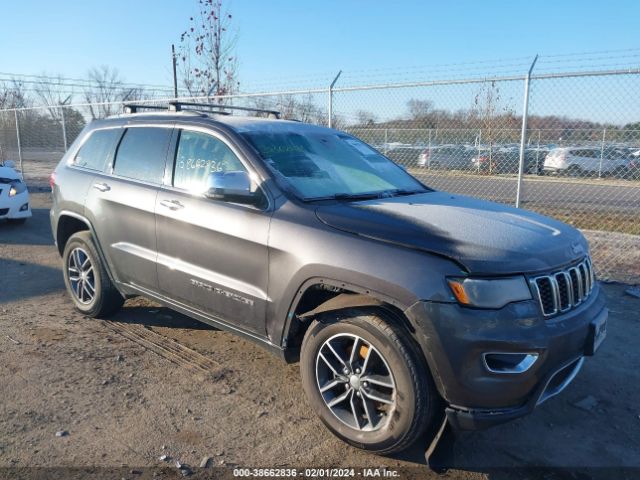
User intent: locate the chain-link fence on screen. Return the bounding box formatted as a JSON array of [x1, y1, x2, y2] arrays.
[[1, 67, 639, 283]]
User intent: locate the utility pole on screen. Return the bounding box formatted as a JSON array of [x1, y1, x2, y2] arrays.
[[172, 44, 178, 98]]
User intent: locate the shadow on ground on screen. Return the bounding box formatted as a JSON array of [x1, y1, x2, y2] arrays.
[[0, 257, 63, 303], [0, 208, 54, 246], [110, 304, 218, 331]]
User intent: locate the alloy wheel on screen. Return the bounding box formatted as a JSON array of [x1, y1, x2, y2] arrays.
[[315, 333, 396, 431], [67, 247, 96, 304]]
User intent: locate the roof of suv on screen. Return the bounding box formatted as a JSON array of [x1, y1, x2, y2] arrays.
[[103, 110, 331, 135]]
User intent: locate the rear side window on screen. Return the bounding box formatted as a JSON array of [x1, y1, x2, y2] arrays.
[[74, 129, 122, 171], [113, 127, 172, 184], [173, 130, 245, 192]]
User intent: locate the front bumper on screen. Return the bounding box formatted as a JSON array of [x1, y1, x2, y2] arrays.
[[0, 190, 32, 219], [405, 283, 607, 430]]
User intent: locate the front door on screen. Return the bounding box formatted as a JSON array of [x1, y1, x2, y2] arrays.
[[155, 127, 271, 336]]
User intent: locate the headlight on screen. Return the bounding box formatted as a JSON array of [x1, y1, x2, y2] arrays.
[[9, 180, 26, 197], [447, 276, 532, 309]]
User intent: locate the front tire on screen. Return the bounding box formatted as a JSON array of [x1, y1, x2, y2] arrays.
[[62, 231, 124, 317], [300, 309, 440, 454]]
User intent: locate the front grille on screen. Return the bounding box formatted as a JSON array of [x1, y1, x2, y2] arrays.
[[532, 257, 595, 317]]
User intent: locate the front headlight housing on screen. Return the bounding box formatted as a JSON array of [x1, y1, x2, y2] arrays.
[[447, 276, 532, 309], [9, 180, 26, 197]]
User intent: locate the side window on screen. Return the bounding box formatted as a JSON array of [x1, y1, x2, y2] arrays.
[[74, 129, 122, 171], [173, 130, 246, 192], [113, 127, 172, 184]]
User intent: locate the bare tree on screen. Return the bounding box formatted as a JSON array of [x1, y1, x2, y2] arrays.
[[472, 81, 514, 173], [355, 110, 377, 126], [179, 0, 239, 98], [33, 74, 72, 120], [83, 66, 145, 119], [0, 79, 29, 110], [407, 99, 434, 120]]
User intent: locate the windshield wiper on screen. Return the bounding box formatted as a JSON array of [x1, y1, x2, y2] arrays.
[[302, 189, 428, 202], [301, 192, 384, 202], [333, 192, 386, 200], [385, 188, 428, 197]]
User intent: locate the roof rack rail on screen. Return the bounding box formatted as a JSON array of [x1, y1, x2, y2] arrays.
[[168, 101, 281, 119], [123, 104, 168, 114]]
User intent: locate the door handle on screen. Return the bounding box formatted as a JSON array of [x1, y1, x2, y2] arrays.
[[160, 199, 185, 211], [92, 182, 111, 192]]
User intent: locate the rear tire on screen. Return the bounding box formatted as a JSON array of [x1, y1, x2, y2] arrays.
[[300, 308, 440, 454], [62, 231, 124, 318]]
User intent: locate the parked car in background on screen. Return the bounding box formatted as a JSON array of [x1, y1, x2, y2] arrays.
[[626, 156, 640, 180], [471, 149, 546, 175], [385, 147, 422, 166], [417, 145, 474, 170], [543, 147, 630, 176], [0, 160, 31, 224]]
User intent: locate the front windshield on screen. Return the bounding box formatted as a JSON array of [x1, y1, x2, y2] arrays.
[[241, 129, 427, 200]]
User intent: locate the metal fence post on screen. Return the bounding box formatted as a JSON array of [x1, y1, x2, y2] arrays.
[[427, 128, 432, 169], [516, 55, 538, 208], [14, 110, 24, 179], [60, 105, 69, 152], [476, 129, 482, 172], [328, 70, 342, 128], [535, 129, 541, 173], [598, 128, 606, 178]]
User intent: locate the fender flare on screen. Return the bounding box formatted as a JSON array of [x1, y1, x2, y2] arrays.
[[57, 210, 120, 287], [281, 277, 415, 349], [297, 293, 385, 320]]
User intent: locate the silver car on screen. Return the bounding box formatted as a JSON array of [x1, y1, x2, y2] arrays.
[[543, 147, 630, 176]]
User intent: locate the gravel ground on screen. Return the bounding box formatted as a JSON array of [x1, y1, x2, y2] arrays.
[[1, 193, 639, 479]]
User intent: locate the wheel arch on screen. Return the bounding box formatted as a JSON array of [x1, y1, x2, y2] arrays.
[[281, 277, 417, 363], [56, 211, 92, 256], [56, 210, 120, 288]]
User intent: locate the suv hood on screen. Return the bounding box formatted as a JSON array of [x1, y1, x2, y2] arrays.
[[315, 191, 587, 275]]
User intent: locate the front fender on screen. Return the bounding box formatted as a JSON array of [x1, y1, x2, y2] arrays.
[[266, 201, 464, 345]]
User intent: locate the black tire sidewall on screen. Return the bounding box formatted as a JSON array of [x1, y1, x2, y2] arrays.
[[300, 315, 425, 453], [62, 233, 104, 316]]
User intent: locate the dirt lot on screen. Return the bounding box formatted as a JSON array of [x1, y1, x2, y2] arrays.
[[1, 193, 639, 479]]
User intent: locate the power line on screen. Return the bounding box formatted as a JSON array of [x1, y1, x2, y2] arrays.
[[0, 71, 176, 91]]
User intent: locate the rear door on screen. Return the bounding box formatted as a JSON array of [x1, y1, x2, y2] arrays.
[[85, 124, 173, 291], [155, 126, 271, 336]]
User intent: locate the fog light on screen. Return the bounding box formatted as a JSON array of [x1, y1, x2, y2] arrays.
[[20, 203, 29, 212], [483, 352, 538, 374]]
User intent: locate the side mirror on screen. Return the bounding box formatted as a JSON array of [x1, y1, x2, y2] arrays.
[[204, 170, 257, 204]]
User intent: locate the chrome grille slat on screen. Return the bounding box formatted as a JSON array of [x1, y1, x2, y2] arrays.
[[532, 257, 595, 317]]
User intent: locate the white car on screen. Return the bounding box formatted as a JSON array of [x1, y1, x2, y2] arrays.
[[543, 147, 630, 176], [0, 160, 32, 224]]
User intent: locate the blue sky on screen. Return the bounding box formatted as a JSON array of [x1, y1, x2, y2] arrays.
[[2, 0, 638, 87], [1, 0, 639, 123]]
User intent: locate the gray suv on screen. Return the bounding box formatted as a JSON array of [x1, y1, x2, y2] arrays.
[[50, 102, 607, 455]]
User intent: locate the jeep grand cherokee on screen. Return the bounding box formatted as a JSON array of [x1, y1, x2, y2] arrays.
[[50, 102, 607, 454]]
